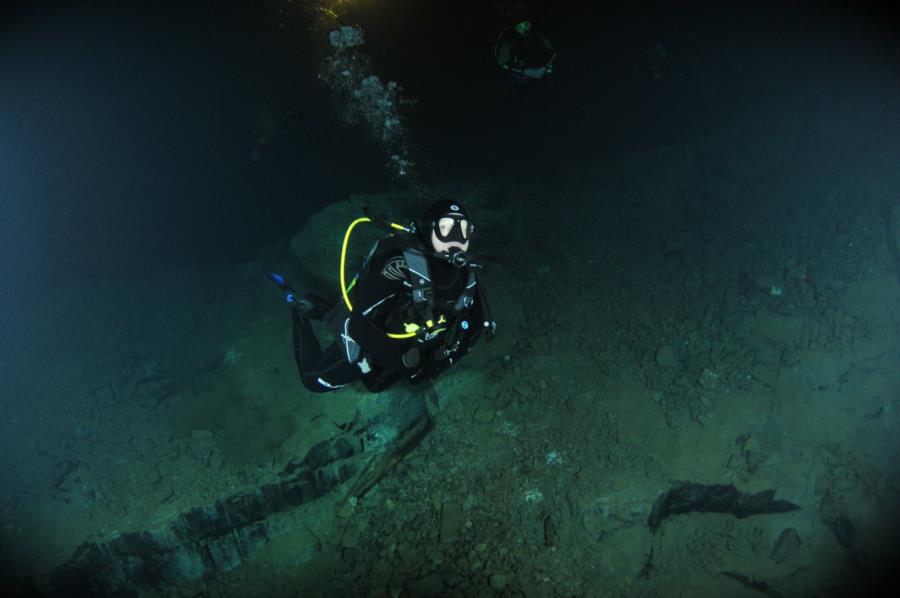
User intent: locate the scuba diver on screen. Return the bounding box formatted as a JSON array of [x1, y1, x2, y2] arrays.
[[494, 17, 557, 86], [266, 199, 496, 394]]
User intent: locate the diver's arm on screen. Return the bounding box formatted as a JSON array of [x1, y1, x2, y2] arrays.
[[346, 252, 408, 369], [494, 26, 513, 68], [539, 33, 557, 74], [539, 33, 556, 52], [454, 297, 487, 356], [413, 293, 489, 382]]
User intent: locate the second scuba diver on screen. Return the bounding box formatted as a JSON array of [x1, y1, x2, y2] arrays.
[[494, 18, 557, 84], [267, 199, 496, 394]]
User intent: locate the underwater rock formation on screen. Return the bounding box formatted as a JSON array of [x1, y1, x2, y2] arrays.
[[647, 482, 800, 531], [48, 388, 433, 596]]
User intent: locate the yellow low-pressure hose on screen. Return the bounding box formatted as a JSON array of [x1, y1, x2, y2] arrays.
[[341, 217, 370, 312], [340, 216, 418, 339]]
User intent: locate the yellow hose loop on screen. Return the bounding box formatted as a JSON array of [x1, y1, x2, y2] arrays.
[[341, 217, 371, 312], [340, 216, 422, 340]]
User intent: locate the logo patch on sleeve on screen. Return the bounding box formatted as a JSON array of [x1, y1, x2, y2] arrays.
[[380, 257, 408, 281]]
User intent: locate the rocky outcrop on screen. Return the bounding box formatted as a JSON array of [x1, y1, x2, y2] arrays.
[[48, 387, 433, 597], [648, 482, 800, 531]]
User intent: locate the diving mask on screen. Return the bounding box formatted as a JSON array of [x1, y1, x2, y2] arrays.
[[434, 215, 474, 244]]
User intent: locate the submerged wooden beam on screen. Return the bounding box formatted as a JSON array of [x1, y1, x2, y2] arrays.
[[48, 387, 434, 596]]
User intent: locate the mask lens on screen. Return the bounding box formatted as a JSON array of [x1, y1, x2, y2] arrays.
[[438, 217, 455, 237], [435, 215, 474, 243]]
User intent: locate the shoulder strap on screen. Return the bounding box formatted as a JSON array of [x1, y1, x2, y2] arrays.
[[453, 269, 477, 312]]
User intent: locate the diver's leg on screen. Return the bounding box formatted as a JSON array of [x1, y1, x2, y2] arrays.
[[292, 310, 363, 393], [304, 293, 331, 320], [302, 343, 365, 392], [292, 309, 323, 371]]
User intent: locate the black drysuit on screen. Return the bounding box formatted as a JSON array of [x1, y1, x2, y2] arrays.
[[292, 240, 488, 393]]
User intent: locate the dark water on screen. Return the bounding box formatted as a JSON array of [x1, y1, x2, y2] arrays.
[[4, 1, 896, 298], [2, 0, 900, 595]]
